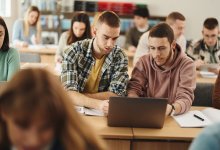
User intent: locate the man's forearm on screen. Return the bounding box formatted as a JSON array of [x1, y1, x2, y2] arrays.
[[68, 91, 102, 109], [127, 92, 139, 97], [84, 91, 117, 100]]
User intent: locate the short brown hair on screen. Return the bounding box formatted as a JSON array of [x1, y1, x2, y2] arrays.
[[96, 11, 120, 28], [203, 17, 219, 30], [149, 23, 174, 44], [166, 12, 185, 25]]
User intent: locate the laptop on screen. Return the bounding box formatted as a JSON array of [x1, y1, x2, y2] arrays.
[[108, 97, 168, 128]]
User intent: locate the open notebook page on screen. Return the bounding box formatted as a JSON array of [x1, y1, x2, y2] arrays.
[[173, 110, 212, 128]]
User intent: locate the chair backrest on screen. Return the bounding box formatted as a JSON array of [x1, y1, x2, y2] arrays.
[[192, 83, 214, 107], [20, 52, 41, 63]]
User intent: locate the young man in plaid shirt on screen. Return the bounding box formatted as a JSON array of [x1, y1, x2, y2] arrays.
[[61, 11, 129, 114]]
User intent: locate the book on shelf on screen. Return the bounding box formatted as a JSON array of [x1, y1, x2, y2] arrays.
[[173, 107, 220, 128]]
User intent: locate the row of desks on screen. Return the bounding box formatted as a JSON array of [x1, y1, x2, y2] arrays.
[[83, 107, 205, 150], [18, 47, 217, 84], [21, 62, 217, 84]]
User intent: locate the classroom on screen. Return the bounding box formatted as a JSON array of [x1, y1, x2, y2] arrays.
[[0, 0, 220, 149]]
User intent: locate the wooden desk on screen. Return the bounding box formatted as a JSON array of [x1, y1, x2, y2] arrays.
[[82, 107, 206, 150], [83, 116, 133, 150], [196, 72, 216, 84], [132, 107, 204, 150], [20, 63, 60, 77], [19, 47, 56, 54], [18, 46, 56, 64]]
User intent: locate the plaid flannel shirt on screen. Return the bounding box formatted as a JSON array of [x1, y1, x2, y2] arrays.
[[186, 37, 220, 63], [61, 38, 129, 96]]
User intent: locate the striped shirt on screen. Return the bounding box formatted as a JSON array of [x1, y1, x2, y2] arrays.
[[186, 37, 220, 63]]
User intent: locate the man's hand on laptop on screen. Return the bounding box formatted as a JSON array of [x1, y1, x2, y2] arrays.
[[98, 100, 109, 115]]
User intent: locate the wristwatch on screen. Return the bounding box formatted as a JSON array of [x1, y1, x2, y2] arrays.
[[169, 104, 175, 116]]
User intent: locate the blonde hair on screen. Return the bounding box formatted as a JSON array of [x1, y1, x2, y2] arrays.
[[24, 6, 41, 42], [0, 68, 107, 150], [166, 12, 185, 26]]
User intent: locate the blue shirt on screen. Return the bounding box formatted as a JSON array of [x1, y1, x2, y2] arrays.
[[189, 122, 220, 150], [12, 19, 38, 44]]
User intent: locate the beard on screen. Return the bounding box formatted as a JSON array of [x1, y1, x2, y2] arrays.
[[155, 48, 173, 67]]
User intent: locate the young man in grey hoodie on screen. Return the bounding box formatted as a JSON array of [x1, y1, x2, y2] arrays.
[[127, 23, 196, 116]]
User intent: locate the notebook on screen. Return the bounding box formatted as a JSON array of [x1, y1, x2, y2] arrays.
[[173, 108, 220, 128], [108, 97, 168, 128], [199, 63, 220, 70], [75, 106, 104, 116], [200, 71, 218, 78]]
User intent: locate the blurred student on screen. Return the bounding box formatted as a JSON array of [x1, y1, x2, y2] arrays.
[[0, 16, 20, 81], [133, 12, 186, 65], [127, 23, 196, 116], [187, 18, 220, 70], [55, 12, 91, 63], [12, 6, 41, 47], [0, 68, 107, 150], [124, 7, 151, 52], [189, 122, 220, 150]]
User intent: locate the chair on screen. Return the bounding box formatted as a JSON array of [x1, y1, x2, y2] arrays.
[[192, 83, 214, 107], [20, 52, 41, 63]]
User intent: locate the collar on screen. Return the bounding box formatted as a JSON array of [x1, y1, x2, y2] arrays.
[[85, 38, 95, 58], [85, 38, 117, 68], [203, 37, 220, 52], [137, 24, 149, 32]]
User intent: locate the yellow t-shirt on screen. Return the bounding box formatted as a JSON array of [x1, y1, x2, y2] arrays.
[[84, 56, 106, 93]]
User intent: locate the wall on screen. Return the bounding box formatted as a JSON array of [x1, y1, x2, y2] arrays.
[[140, 0, 220, 40], [86, 0, 220, 40], [4, 0, 19, 43], [4, 0, 220, 41]]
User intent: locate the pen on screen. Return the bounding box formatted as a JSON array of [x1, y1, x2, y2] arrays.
[[193, 114, 204, 121]]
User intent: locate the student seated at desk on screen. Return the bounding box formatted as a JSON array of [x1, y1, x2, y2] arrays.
[[133, 12, 186, 65], [0, 68, 106, 150], [12, 6, 41, 47], [186, 18, 220, 73], [61, 11, 129, 114], [124, 7, 151, 52], [127, 23, 196, 116], [189, 122, 220, 150], [0, 16, 20, 81], [55, 12, 91, 63]]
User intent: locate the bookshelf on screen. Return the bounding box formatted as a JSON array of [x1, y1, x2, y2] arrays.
[[20, 0, 166, 44]]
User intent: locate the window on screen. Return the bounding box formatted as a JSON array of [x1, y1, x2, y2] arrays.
[[0, 0, 11, 17]]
